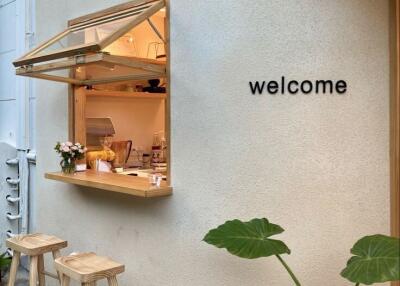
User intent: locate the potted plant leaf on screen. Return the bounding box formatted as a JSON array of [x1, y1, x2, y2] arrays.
[[0, 252, 11, 285], [204, 218, 400, 286], [203, 218, 302, 286], [341, 234, 400, 285]]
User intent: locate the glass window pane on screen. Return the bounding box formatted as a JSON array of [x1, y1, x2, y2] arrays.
[[36, 15, 138, 56]]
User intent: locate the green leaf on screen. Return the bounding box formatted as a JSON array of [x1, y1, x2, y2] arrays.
[[0, 253, 11, 268], [341, 234, 400, 285], [203, 218, 291, 259]]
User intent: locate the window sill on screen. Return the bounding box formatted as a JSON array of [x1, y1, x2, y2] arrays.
[[44, 170, 172, 198]]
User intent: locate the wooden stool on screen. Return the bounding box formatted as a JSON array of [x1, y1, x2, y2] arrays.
[[55, 252, 125, 286], [6, 233, 67, 286]]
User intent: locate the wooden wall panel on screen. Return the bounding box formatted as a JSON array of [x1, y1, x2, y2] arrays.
[[390, 1, 400, 285], [391, 0, 400, 238]]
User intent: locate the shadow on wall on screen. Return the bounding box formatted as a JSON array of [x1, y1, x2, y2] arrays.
[[70, 185, 175, 214]]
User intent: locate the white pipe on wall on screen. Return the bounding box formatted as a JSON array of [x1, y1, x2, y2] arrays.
[[15, 0, 36, 236], [26, 151, 36, 163]]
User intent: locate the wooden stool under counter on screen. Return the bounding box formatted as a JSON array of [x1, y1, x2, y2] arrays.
[[6, 233, 68, 286], [55, 252, 125, 286]]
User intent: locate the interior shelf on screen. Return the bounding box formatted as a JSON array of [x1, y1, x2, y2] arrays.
[[45, 170, 172, 198], [85, 90, 166, 99]]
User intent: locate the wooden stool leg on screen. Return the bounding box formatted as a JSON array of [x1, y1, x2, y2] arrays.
[[61, 274, 70, 286], [29, 256, 38, 286], [52, 250, 62, 281], [7, 251, 20, 286], [107, 276, 118, 286], [38, 255, 45, 286]]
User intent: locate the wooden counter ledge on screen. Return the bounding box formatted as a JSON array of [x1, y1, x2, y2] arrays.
[[45, 170, 172, 198]]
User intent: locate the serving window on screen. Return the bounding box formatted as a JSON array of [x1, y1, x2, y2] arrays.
[[14, 0, 172, 197]]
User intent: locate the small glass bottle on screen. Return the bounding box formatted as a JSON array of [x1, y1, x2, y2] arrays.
[[151, 132, 161, 165]]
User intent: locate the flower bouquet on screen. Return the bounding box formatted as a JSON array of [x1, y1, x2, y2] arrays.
[[55, 141, 87, 174]]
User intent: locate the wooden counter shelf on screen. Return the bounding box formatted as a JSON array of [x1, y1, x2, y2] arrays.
[[45, 170, 172, 198], [85, 90, 166, 99]]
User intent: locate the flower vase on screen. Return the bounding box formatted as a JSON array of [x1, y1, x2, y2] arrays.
[[61, 158, 76, 174]]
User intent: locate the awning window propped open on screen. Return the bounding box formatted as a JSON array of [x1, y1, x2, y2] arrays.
[[13, 0, 166, 85]]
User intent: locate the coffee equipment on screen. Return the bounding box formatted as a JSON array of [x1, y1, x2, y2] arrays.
[[111, 140, 133, 168], [86, 117, 116, 150]]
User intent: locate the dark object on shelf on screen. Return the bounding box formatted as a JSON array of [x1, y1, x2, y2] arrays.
[[143, 79, 166, 93], [135, 84, 144, 92]]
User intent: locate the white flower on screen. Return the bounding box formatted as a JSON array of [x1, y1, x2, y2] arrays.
[[62, 146, 70, 152], [66, 141, 73, 147], [71, 146, 78, 150]]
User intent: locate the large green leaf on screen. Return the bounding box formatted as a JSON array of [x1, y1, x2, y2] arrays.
[[0, 253, 11, 268], [203, 218, 291, 259], [341, 234, 400, 285]]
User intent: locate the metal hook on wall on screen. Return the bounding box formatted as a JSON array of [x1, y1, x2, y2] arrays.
[[6, 177, 20, 185], [6, 212, 22, 220], [6, 195, 21, 203], [6, 158, 19, 166]]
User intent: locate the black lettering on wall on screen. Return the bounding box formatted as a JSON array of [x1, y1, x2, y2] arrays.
[[267, 81, 279, 94], [335, 80, 347, 94], [288, 80, 299, 94], [249, 81, 265, 95], [248, 78, 347, 95], [316, 80, 333, 94], [300, 80, 312, 94]]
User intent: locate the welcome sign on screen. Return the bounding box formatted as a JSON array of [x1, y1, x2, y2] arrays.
[[249, 77, 347, 95]]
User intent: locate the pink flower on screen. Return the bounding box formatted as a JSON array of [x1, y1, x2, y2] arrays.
[[66, 142, 73, 147], [62, 146, 70, 152]]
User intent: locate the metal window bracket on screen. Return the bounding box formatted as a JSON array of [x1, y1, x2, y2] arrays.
[[75, 55, 86, 64], [147, 19, 166, 44]]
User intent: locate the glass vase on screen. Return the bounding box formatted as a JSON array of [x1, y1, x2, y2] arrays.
[[61, 158, 76, 174]]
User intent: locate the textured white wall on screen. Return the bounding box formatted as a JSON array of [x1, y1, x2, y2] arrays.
[[0, 0, 17, 146], [34, 0, 390, 285]]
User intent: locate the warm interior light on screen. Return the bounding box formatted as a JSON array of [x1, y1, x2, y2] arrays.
[[76, 67, 82, 73], [128, 36, 134, 43]]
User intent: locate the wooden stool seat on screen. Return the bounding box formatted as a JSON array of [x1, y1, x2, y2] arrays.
[[6, 233, 67, 286], [55, 252, 124, 285], [6, 233, 67, 256]]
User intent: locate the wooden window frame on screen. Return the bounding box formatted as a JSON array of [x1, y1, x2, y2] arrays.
[[13, 0, 163, 67], [15, 53, 166, 85], [47, 0, 172, 197]]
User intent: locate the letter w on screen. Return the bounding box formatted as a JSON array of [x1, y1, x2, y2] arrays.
[[249, 81, 265, 95]]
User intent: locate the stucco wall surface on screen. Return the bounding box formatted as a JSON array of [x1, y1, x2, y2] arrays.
[[35, 0, 390, 285]]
